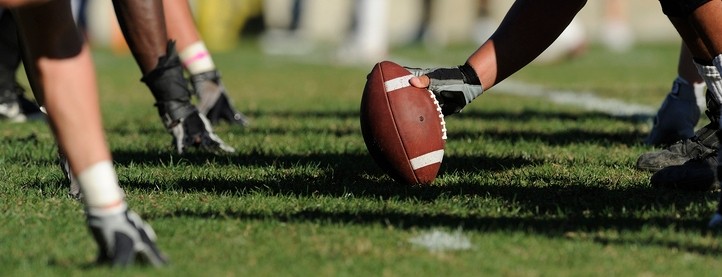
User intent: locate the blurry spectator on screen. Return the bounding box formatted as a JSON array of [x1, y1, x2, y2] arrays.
[[600, 0, 634, 52], [337, 0, 389, 64], [195, 0, 263, 51], [260, 0, 314, 56]]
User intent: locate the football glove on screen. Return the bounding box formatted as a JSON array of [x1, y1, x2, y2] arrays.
[[87, 207, 168, 267], [406, 63, 484, 115], [170, 111, 235, 154], [190, 70, 251, 127]]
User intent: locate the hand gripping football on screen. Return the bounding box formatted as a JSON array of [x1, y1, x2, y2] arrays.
[[360, 61, 447, 185]]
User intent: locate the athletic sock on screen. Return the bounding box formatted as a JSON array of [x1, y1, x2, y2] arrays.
[[694, 80, 707, 112], [179, 41, 215, 75], [77, 160, 126, 215], [697, 59, 722, 104]]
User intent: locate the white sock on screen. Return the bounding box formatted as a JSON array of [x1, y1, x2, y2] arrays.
[[693, 81, 707, 112], [709, 56, 722, 136], [697, 60, 722, 104], [179, 41, 215, 75], [77, 160, 125, 214]]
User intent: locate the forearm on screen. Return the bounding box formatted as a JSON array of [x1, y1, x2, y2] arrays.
[[112, 0, 168, 74], [467, 0, 587, 89], [162, 0, 200, 50]]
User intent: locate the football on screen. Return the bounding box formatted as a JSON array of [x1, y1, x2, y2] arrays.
[[360, 61, 447, 185]]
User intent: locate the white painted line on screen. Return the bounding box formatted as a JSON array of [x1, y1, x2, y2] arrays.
[[408, 229, 472, 252], [492, 80, 656, 118]]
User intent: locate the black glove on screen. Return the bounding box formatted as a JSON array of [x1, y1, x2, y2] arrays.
[[406, 63, 483, 115]]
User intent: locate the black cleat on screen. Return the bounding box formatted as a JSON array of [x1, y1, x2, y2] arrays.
[[0, 84, 44, 122], [637, 123, 718, 172], [649, 155, 719, 191]]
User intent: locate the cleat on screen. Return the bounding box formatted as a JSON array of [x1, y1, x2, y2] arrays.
[[0, 84, 45, 122], [636, 124, 718, 172], [0, 85, 23, 122], [649, 155, 719, 191], [87, 208, 168, 267], [637, 89, 720, 172], [191, 70, 250, 127], [0, 99, 22, 122], [170, 111, 235, 154]]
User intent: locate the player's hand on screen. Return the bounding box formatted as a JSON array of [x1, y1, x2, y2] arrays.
[[87, 208, 169, 267], [406, 64, 483, 116]]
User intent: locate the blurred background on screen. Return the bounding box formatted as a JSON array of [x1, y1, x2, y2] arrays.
[[81, 0, 678, 65]]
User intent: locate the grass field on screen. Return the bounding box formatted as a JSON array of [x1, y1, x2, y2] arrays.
[[2, 41, 721, 276]]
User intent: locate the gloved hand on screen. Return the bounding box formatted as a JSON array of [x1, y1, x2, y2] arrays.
[[87, 207, 169, 267], [406, 63, 484, 115]]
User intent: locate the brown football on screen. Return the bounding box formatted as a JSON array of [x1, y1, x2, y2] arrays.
[[360, 61, 446, 185]]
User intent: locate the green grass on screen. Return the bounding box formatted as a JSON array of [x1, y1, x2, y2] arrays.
[[2, 41, 721, 276]]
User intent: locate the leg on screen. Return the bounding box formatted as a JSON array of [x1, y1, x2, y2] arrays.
[[684, 0, 722, 227], [644, 43, 705, 146], [0, 10, 24, 121], [0, 11, 41, 122], [637, 42, 719, 174], [112, 0, 234, 153], [111, 0, 167, 74], [163, 0, 249, 126], [648, 1, 722, 191], [10, 0, 166, 266]]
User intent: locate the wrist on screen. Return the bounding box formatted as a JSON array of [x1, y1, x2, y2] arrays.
[[458, 62, 481, 85]]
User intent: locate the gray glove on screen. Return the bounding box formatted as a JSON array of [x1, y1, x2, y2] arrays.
[[87, 207, 168, 267], [406, 63, 483, 115]]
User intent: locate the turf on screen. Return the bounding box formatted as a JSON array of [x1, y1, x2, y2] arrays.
[[2, 41, 721, 276]]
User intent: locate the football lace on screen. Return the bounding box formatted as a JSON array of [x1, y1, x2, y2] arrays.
[[426, 89, 447, 140]]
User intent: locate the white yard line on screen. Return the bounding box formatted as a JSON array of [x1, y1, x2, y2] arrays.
[[296, 54, 660, 118], [492, 80, 657, 118]]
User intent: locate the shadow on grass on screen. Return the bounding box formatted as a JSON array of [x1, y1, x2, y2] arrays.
[[152, 201, 722, 256], [21, 153, 720, 256], [107, 152, 715, 237], [234, 109, 648, 146], [240, 109, 650, 124], [18, 108, 712, 254]]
